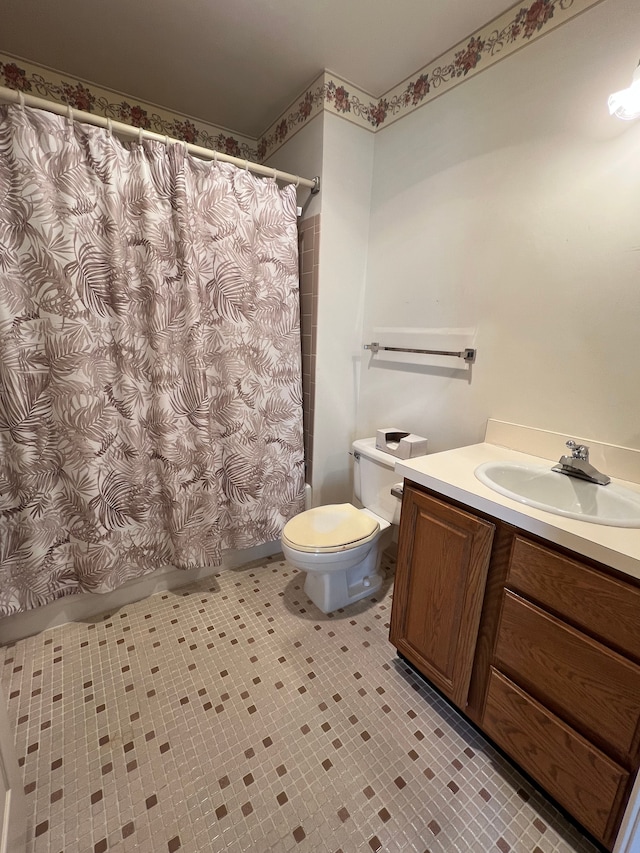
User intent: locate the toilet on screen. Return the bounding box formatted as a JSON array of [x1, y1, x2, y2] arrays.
[[281, 438, 405, 613]]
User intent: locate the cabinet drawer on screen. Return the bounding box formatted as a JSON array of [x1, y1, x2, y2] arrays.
[[507, 536, 640, 660], [495, 591, 640, 760], [483, 668, 628, 846]]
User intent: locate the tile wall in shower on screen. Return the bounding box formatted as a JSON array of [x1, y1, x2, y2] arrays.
[[299, 215, 319, 487]]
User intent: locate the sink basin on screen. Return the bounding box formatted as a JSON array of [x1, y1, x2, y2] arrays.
[[475, 461, 640, 527]]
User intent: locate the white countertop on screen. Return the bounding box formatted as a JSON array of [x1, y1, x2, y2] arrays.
[[395, 442, 640, 581]]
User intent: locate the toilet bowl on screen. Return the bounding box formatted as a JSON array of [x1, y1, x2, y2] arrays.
[[282, 504, 391, 613], [281, 438, 404, 613]]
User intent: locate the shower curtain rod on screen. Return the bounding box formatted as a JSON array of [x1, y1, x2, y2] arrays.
[[0, 86, 320, 194]]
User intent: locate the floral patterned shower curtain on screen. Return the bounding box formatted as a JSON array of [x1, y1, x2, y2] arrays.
[[0, 104, 305, 616]]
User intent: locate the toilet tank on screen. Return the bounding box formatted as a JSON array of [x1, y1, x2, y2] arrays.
[[352, 438, 402, 525]]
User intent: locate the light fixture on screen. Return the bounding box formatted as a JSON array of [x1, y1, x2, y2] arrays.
[[608, 61, 640, 120]]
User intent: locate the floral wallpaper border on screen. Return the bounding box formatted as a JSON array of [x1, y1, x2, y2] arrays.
[[1, 0, 605, 165], [379, 0, 604, 132], [259, 0, 605, 157], [0, 53, 258, 160]]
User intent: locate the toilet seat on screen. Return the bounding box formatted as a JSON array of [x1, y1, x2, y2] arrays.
[[282, 503, 379, 554]]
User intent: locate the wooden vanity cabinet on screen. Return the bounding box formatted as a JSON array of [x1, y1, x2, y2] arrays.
[[391, 481, 640, 850]]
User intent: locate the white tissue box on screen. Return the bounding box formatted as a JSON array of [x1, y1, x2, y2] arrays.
[[375, 428, 428, 460]]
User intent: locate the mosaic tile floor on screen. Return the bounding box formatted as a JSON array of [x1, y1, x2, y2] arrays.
[[1, 552, 600, 853]]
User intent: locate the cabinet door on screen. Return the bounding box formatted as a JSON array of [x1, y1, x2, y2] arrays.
[[390, 486, 494, 709]]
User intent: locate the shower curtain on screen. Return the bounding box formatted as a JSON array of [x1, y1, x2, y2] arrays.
[[0, 104, 305, 616]]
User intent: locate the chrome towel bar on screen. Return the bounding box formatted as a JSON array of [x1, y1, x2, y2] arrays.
[[363, 342, 476, 363]]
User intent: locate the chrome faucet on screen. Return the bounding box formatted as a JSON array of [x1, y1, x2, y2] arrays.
[[551, 440, 610, 486]]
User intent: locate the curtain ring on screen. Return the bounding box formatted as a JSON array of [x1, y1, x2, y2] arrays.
[[18, 91, 25, 109], [244, 160, 249, 171], [66, 103, 73, 125], [213, 150, 218, 166], [138, 126, 143, 145], [295, 175, 300, 188], [107, 118, 113, 136], [272, 168, 278, 182], [164, 135, 170, 148]]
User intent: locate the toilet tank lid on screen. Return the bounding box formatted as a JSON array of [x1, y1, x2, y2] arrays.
[[282, 503, 379, 552], [352, 437, 396, 468]]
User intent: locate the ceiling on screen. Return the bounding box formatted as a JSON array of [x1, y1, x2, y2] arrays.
[[2, 0, 517, 138]]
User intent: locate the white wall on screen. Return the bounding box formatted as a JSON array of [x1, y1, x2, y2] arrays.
[[264, 113, 324, 218], [312, 113, 375, 505], [358, 0, 640, 455]]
